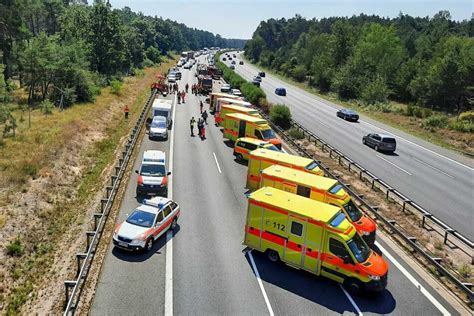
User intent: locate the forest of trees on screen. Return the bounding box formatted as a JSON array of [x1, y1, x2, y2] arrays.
[[245, 12, 473, 114], [0, 0, 245, 107]]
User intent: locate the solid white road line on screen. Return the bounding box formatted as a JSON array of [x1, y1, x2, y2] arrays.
[[411, 156, 455, 179], [375, 241, 450, 316], [339, 284, 363, 316], [376, 155, 412, 176], [248, 251, 275, 316], [165, 93, 177, 316], [213, 152, 222, 174]]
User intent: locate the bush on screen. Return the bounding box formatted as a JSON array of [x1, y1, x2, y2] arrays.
[[459, 111, 474, 122], [270, 104, 292, 129], [448, 120, 474, 133], [290, 65, 307, 82], [240, 82, 266, 105], [40, 100, 54, 116], [110, 79, 123, 95], [361, 76, 389, 105], [288, 127, 304, 139], [406, 105, 424, 118], [6, 237, 24, 257], [421, 115, 448, 129]]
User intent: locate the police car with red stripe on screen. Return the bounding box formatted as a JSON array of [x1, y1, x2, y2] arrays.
[[113, 197, 180, 252]]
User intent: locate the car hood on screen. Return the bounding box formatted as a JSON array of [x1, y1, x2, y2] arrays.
[[142, 175, 164, 185], [117, 221, 149, 240], [150, 126, 167, 134]]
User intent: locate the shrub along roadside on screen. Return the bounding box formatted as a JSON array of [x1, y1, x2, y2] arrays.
[[269, 104, 292, 129]]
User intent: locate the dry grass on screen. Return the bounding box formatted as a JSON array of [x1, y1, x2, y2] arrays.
[[0, 57, 176, 314]]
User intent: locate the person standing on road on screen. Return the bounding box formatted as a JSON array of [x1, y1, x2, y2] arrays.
[[190, 116, 196, 136], [199, 101, 203, 113], [202, 110, 208, 124], [197, 118, 204, 137], [185, 83, 189, 93], [123, 104, 130, 120], [181, 91, 186, 103]]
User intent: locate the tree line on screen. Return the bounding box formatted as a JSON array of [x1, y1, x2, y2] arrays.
[[244, 11, 473, 114], [0, 0, 246, 107]]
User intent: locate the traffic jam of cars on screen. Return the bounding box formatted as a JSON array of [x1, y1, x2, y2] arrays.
[[114, 49, 392, 295]]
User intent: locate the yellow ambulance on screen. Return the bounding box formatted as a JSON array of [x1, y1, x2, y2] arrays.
[[209, 92, 239, 113], [223, 113, 282, 149], [244, 187, 388, 293], [246, 148, 324, 190], [215, 103, 260, 126], [260, 165, 377, 245]]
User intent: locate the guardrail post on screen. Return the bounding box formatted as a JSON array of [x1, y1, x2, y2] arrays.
[[421, 213, 432, 229], [111, 175, 118, 186], [100, 199, 108, 213], [386, 187, 394, 199], [402, 199, 411, 212], [359, 169, 366, 180], [106, 186, 113, 198], [75, 253, 87, 277], [114, 166, 121, 175], [93, 213, 102, 230], [64, 280, 77, 310], [444, 229, 454, 245], [86, 231, 95, 251], [371, 178, 379, 189]]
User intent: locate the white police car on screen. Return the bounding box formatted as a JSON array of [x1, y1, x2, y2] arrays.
[[113, 197, 180, 252], [136, 150, 170, 197]]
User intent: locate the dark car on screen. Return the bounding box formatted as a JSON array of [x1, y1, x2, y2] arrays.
[[275, 88, 286, 96], [362, 133, 396, 153], [252, 79, 260, 87], [223, 57, 227, 61], [259, 71, 266, 77], [239, 61, 244, 65], [337, 109, 359, 122], [254, 76, 262, 82]]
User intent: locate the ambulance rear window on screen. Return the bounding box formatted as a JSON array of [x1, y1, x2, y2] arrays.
[[329, 212, 346, 227], [329, 184, 343, 194]]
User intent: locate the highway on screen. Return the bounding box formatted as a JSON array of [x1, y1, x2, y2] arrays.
[[90, 55, 459, 315], [223, 52, 474, 240]]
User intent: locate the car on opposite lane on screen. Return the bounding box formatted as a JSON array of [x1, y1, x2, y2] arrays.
[[362, 133, 397, 153], [230, 64, 235, 70], [136, 150, 171, 197], [275, 87, 286, 96], [231, 60, 236, 65], [337, 109, 359, 122], [239, 61, 244, 65], [113, 197, 180, 252], [258, 71, 266, 77], [254, 75, 262, 82]]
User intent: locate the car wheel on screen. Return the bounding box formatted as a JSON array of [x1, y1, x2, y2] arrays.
[[266, 249, 280, 262], [145, 238, 153, 252], [374, 145, 379, 152], [171, 218, 178, 230], [344, 278, 363, 296], [236, 153, 243, 162]]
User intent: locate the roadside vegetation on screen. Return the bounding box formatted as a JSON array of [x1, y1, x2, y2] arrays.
[[244, 12, 473, 154]]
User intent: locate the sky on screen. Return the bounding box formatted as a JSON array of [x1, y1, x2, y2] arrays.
[[109, 0, 473, 39]]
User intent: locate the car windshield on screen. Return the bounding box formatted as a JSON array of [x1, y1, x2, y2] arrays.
[[126, 209, 156, 228], [260, 129, 275, 139], [347, 233, 371, 263], [383, 138, 396, 143], [151, 121, 166, 128], [329, 183, 343, 194], [140, 164, 166, 176], [343, 200, 363, 222], [262, 144, 280, 151], [305, 161, 319, 171]]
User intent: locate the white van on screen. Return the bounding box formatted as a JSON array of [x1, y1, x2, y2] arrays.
[[152, 99, 173, 129]]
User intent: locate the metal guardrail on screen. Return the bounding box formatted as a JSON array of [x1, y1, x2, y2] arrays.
[[62, 90, 157, 315], [261, 113, 473, 303]]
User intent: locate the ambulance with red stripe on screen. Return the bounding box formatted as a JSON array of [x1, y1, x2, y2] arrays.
[[259, 165, 377, 245], [244, 187, 388, 293], [209, 92, 239, 113], [247, 148, 324, 190], [113, 197, 180, 252], [215, 102, 259, 126], [223, 113, 282, 149]]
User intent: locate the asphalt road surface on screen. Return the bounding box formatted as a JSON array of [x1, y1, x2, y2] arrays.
[[91, 55, 458, 315], [223, 52, 474, 240]]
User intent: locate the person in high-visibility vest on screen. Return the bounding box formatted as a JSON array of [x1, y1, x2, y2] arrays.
[[124, 105, 130, 120]]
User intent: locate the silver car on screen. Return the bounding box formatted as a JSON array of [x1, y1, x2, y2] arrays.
[[149, 116, 168, 140]]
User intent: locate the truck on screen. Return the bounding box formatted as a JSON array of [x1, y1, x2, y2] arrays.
[[151, 98, 173, 129], [247, 148, 324, 190], [197, 75, 213, 93], [223, 113, 282, 149], [207, 65, 222, 80], [244, 187, 388, 293], [259, 165, 377, 245]]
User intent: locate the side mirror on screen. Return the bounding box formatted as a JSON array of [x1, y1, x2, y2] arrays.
[[135, 170, 139, 174], [343, 256, 353, 265], [167, 171, 172, 176]]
